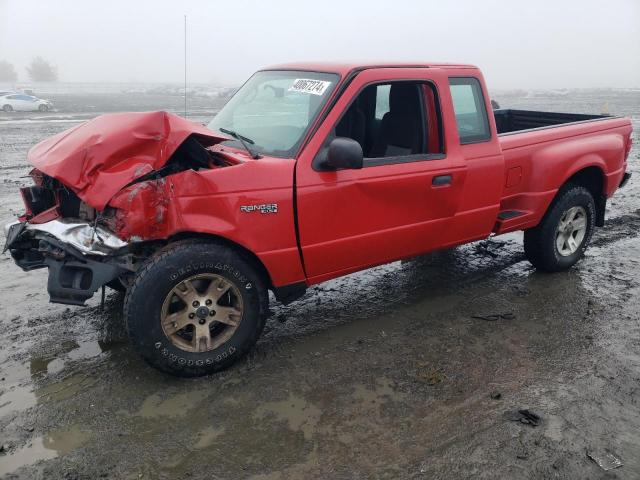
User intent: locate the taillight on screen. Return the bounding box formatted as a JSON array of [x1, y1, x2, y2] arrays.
[[625, 137, 633, 160]]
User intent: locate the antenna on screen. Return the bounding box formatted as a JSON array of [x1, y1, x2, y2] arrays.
[[184, 14, 187, 118]]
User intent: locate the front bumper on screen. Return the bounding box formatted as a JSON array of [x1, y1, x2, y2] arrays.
[[13, 219, 127, 256], [4, 219, 131, 305]]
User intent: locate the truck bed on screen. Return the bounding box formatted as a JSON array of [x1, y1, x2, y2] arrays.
[[494, 109, 610, 135], [494, 110, 631, 236]]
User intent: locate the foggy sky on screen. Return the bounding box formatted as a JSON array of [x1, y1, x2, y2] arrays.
[[1, 0, 639, 89]]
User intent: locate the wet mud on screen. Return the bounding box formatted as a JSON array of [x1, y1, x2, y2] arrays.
[[0, 89, 639, 479]]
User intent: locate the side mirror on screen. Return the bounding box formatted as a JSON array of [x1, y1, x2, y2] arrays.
[[324, 137, 363, 170]]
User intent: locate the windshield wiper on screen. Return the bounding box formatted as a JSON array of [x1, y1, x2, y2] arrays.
[[219, 128, 261, 159]]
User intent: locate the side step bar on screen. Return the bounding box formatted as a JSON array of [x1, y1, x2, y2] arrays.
[[497, 210, 526, 220], [493, 210, 529, 234]]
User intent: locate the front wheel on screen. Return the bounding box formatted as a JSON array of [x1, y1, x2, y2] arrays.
[[124, 241, 268, 377], [524, 185, 596, 272], [38, 104, 48, 112]]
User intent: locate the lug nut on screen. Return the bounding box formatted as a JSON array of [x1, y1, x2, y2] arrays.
[[189, 313, 195, 319], [199, 319, 206, 325], [210, 311, 215, 316], [192, 301, 199, 307], [205, 299, 212, 306]]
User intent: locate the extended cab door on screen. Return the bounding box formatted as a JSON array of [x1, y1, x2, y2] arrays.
[[295, 68, 473, 283], [296, 68, 505, 284]]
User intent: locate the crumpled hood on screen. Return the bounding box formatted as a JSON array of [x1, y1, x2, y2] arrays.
[[28, 111, 226, 210]]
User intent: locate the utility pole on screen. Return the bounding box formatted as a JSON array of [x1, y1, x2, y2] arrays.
[[184, 14, 187, 118]]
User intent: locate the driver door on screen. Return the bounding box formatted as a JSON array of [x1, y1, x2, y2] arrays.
[[295, 68, 468, 283]]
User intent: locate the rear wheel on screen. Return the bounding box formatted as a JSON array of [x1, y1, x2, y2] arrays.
[[524, 185, 595, 272], [124, 241, 268, 377], [2, 104, 12, 112]]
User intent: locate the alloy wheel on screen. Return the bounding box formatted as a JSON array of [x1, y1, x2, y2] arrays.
[[160, 273, 244, 352]]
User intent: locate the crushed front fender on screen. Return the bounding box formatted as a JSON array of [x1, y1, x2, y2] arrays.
[[27, 111, 226, 210]]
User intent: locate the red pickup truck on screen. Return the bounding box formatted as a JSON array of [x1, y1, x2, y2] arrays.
[[4, 62, 633, 376]]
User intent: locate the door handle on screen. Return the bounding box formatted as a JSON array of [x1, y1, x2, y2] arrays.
[[432, 174, 452, 186]]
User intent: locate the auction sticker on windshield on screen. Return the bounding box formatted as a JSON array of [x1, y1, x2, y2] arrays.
[[289, 79, 332, 96]]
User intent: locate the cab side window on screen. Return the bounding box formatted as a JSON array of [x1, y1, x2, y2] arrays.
[[448, 77, 491, 144], [334, 81, 443, 162]]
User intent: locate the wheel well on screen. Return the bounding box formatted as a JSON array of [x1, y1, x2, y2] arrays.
[[167, 232, 273, 289], [567, 167, 604, 197], [565, 166, 606, 226]]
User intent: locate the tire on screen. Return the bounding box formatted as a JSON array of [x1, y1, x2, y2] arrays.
[[38, 104, 48, 112], [524, 185, 595, 272], [124, 241, 268, 377], [2, 104, 12, 112]]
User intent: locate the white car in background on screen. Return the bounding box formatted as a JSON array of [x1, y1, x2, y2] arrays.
[[1, 93, 53, 112]]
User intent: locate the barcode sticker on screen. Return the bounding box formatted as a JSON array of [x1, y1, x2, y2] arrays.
[[288, 79, 332, 96]]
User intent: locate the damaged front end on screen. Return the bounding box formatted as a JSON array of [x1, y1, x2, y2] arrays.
[[4, 111, 230, 305], [5, 218, 134, 305], [4, 171, 138, 305]]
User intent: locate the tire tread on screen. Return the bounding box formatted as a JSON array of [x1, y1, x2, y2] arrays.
[[123, 240, 268, 377], [524, 184, 595, 272]]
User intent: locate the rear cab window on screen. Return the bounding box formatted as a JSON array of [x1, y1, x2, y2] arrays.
[[448, 77, 491, 144]]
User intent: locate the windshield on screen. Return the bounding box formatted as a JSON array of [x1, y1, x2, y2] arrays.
[[208, 70, 339, 157]]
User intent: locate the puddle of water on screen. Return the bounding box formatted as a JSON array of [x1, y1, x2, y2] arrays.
[[135, 391, 209, 418], [46, 359, 66, 376], [0, 361, 36, 419], [44, 425, 90, 455], [29, 340, 80, 377], [37, 373, 98, 403], [0, 437, 57, 476], [30, 340, 111, 377], [0, 425, 90, 476], [0, 339, 112, 420], [0, 384, 37, 419], [67, 340, 105, 361], [253, 393, 321, 440], [194, 425, 226, 449]]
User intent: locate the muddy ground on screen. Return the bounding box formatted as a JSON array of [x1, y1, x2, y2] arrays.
[[0, 89, 638, 479]]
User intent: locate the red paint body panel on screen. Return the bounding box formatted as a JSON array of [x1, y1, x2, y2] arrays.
[[22, 62, 633, 290], [296, 67, 504, 283], [109, 158, 305, 287], [28, 111, 226, 210], [495, 117, 632, 233]]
